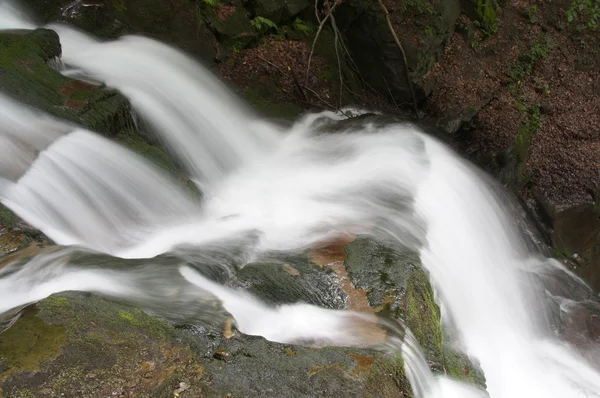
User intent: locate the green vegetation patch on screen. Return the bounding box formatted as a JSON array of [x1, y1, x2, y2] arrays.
[[507, 41, 550, 85], [0, 30, 133, 136], [566, 0, 600, 30], [0, 311, 67, 382], [405, 267, 443, 365]]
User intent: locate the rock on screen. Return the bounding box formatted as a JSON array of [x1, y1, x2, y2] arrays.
[[0, 292, 414, 397], [20, 0, 217, 62], [206, 0, 256, 54], [19, 0, 126, 38], [253, 0, 311, 25], [102, 0, 216, 62], [344, 0, 462, 106], [0, 293, 208, 397], [0, 234, 486, 396], [0, 29, 133, 136], [539, 199, 600, 292]]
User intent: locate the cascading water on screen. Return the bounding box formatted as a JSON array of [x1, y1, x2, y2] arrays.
[[1, 5, 600, 397]]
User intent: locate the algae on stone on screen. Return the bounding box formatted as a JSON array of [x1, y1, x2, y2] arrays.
[[0, 29, 132, 136]]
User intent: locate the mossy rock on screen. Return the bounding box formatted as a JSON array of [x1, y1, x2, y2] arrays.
[[0, 292, 415, 397], [460, 0, 498, 34], [0, 293, 207, 397], [344, 0, 461, 106], [344, 236, 485, 386], [101, 0, 216, 61], [19, 0, 126, 39], [206, 1, 256, 53], [253, 0, 311, 25], [0, 29, 133, 136], [236, 86, 302, 121], [344, 237, 444, 367]]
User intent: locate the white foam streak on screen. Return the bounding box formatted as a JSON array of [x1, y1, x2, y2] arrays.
[[180, 265, 384, 347]]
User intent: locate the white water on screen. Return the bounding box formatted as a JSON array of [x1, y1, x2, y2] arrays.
[[0, 0, 34, 30], [2, 9, 600, 398]]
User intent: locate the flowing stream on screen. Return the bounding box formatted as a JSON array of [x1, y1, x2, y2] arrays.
[[1, 3, 600, 397]]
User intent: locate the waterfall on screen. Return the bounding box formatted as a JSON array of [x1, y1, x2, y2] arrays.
[[1, 6, 600, 397]]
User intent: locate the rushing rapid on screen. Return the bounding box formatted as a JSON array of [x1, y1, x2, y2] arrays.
[[1, 4, 600, 398]]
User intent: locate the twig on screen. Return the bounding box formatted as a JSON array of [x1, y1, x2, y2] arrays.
[[382, 75, 400, 111], [301, 84, 336, 109], [376, 0, 420, 119], [257, 55, 309, 103], [305, 0, 341, 85], [290, 66, 310, 103], [331, 14, 343, 109], [256, 55, 284, 72], [315, 0, 322, 24]]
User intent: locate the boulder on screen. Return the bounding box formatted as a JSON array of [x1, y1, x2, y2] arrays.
[[253, 0, 311, 25], [19, 0, 126, 38], [19, 0, 216, 62], [0, 235, 487, 396], [0, 29, 133, 136], [344, 0, 462, 106], [0, 292, 414, 397]]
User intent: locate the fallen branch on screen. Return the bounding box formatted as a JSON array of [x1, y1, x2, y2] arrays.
[[376, 0, 420, 119]]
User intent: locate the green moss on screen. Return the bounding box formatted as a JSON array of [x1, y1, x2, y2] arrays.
[[116, 130, 177, 173], [443, 346, 486, 387], [513, 102, 541, 180], [118, 309, 139, 324], [113, 0, 127, 12], [0, 311, 66, 382], [2, 293, 207, 396], [367, 354, 413, 397], [402, 0, 435, 15], [0, 30, 133, 136], [507, 42, 550, 85], [42, 296, 70, 308], [0, 204, 17, 230], [476, 0, 498, 34], [237, 86, 302, 120], [405, 267, 443, 365], [566, 0, 600, 30], [550, 247, 575, 260]]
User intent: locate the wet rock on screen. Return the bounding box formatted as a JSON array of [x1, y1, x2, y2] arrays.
[[343, 236, 485, 386], [537, 197, 600, 292], [232, 252, 347, 309], [0, 292, 414, 397], [20, 0, 216, 62], [19, 0, 126, 39], [0, 29, 133, 136]]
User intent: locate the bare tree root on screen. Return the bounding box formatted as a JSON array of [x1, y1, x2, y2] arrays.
[[331, 14, 344, 108], [329, 13, 378, 100], [376, 0, 420, 119], [301, 84, 337, 109], [305, 0, 341, 85]]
